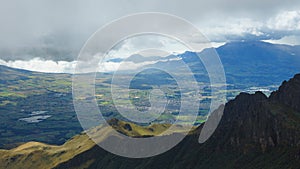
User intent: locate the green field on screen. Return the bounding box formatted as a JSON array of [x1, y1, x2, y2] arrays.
[[0, 65, 278, 148]]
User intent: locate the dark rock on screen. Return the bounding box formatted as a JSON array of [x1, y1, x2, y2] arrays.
[[123, 123, 132, 131], [270, 74, 300, 112]]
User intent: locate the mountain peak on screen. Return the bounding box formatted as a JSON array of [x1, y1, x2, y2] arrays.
[[202, 74, 300, 155], [270, 73, 300, 112], [235, 91, 267, 101]]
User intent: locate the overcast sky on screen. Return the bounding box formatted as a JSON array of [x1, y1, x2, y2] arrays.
[[0, 0, 300, 72]]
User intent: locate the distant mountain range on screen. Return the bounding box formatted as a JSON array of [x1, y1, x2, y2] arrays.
[[112, 41, 300, 86], [212, 41, 300, 85], [0, 72, 300, 169]]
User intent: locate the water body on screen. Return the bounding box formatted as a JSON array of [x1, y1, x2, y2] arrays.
[[19, 111, 52, 123], [19, 115, 52, 123]]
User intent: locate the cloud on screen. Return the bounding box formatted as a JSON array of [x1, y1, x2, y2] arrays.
[[200, 10, 300, 42], [267, 11, 300, 31], [106, 35, 190, 60], [263, 35, 300, 45], [3, 8, 300, 74], [0, 58, 77, 73], [98, 60, 155, 72], [0, 1, 300, 62], [0, 55, 181, 73], [98, 57, 182, 72], [201, 18, 264, 42]]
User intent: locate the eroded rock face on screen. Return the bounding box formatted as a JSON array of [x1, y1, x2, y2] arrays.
[[211, 75, 300, 153], [270, 74, 300, 112], [211, 91, 278, 152]]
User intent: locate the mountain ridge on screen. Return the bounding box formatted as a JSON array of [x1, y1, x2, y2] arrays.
[[1, 41, 300, 86], [1, 73, 300, 169]]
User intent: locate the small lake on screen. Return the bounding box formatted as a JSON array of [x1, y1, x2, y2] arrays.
[[19, 111, 52, 123]]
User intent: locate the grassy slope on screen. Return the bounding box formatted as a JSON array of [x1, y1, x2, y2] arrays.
[[0, 65, 204, 148], [0, 106, 299, 169], [0, 120, 195, 169], [0, 133, 94, 169]]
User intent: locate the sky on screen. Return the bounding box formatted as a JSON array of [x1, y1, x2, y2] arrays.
[[0, 0, 300, 73]]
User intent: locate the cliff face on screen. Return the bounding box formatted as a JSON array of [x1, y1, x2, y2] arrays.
[[210, 74, 300, 156], [54, 74, 300, 169], [212, 92, 277, 151], [212, 91, 300, 153], [270, 74, 300, 112]]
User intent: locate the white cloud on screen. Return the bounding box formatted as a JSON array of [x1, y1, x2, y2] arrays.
[[0, 58, 77, 73], [106, 35, 190, 60], [267, 11, 300, 30], [199, 10, 300, 43], [0, 56, 182, 73], [99, 57, 182, 72], [201, 18, 264, 42], [98, 61, 153, 72], [263, 35, 300, 45]]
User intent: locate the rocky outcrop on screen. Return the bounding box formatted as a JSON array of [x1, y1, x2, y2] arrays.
[[270, 74, 300, 112], [209, 74, 300, 153]]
